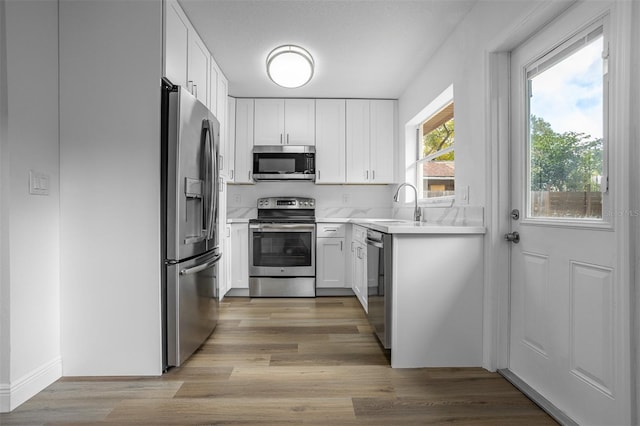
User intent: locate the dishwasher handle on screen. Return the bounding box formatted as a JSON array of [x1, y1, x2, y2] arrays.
[[366, 238, 384, 249]]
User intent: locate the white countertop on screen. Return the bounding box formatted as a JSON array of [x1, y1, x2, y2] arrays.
[[317, 218, 485, 235], [226, 218, 251, 223]]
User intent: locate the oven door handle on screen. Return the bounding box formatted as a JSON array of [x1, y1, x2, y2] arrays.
[[250, 223, 315, 231]]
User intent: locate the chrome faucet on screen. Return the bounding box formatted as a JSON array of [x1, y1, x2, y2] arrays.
[[393, 183, 421, 222]]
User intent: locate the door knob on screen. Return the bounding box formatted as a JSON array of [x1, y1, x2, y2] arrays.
[[504, 231, 520, 243]]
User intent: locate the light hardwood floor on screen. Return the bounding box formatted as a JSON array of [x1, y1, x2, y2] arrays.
[[1, 297, 557, 425]]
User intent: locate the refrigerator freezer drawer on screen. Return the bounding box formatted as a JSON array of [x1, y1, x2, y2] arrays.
[[166, 250, 221, 367]]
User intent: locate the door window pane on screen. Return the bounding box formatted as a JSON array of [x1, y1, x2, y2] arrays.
[[527, 31, 604, 219]]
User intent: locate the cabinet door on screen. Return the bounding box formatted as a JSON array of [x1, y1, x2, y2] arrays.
[[230, 224, 249, 289], [315, 99, 345, 183], [216, 76, 228, 178], [254, 99, 285, 145], [370, 100, 395, 183], [316, 237, 346, 288], [234, 98, 254, 183], [188, 34, 209, 106], [164, 0, 188, 88], [354, 242, 368, 312], [217, 179, 227, 299], [284, 99, 315, 145], [226, 97, 236, 182], [209, 61, 219, 116], [223, 225, 231, 297], [346, 100, 370, 183]]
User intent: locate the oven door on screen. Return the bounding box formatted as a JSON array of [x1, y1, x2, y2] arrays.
[[249, 223, 315, 276]]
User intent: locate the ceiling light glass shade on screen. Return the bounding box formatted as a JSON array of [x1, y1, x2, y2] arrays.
[[266, 45, 314, 88]]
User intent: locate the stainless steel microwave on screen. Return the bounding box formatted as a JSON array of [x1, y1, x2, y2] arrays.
[[252, 146, 316, 181]]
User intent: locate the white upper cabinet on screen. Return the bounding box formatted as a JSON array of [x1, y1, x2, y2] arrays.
[[369, 100, 395, 183], [346, 100, 371, 183], [188, 35, 209, 106], [226, 96, 236, 182], [164, 0, 188, 88], [234, 98, 254, 183], [254, 99, 315, 146], [315, 99, 346, 183], [216, 74, 229, 178], [254, 99, 284, 145], [209, 61, 219, 116], [346, 99, 395, 184], [284, 99, 315, 145]]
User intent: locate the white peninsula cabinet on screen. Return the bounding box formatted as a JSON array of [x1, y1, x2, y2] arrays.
[[346, 100, 395, 184], [315, 99, 346, 183], [254, 99, 315, 146], [390, 232, 484, 368]]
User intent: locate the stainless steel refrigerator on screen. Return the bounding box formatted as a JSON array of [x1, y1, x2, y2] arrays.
[[161, 79, 221, 370]]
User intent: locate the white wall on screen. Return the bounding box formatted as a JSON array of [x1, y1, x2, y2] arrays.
[[59, 0, 162, 376], [0, 0, 61, 411]]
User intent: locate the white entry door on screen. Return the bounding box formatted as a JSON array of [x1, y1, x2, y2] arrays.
[[508, 3, 630, 425]]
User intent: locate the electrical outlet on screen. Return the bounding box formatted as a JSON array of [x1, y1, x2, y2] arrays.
[[29, 170, 49, 196], [233, 194, 241, 205], [342, 194, 351, 204]]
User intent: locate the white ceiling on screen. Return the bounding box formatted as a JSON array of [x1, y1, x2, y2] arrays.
[[179, 0, 477, 99]]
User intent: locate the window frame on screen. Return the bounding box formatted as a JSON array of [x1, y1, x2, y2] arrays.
[[414, 98, 455, 204], [522, 17, 609, 225]]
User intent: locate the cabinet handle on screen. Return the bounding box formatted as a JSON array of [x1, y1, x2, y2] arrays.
[[372, 170, 375, 181], [230, 169, 234, 180], [249, 170, 252, 181], [286, 134, 290, 144], [351, 242, 355, 252], [193, 84, 198, 98], [366, 170, 369, 180], [280, 134, 283, 144], [317, 170, 320, 180], [340, 241, 343, 252]]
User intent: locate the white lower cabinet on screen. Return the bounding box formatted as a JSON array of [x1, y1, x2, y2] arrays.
[[316, 224, 346, 288], [229, 223, 249, 290], [350, 225, 368, 312]]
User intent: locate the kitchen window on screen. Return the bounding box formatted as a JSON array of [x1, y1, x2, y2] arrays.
[[412, 92, 455, 201]]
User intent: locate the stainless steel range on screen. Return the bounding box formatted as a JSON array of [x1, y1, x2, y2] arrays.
[[249, 197, 316, 297]]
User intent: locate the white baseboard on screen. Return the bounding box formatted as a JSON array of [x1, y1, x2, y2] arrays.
[[0, 356, 62, 413]]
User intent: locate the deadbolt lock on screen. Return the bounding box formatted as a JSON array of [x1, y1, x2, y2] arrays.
[[511, 209, 520, 220]]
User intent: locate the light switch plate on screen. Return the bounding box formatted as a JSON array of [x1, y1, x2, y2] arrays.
[[29, 170, 50, 196], [459, 185, 469, 205]]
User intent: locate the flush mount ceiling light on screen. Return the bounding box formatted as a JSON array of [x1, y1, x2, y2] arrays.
[[266, 45, 314, 89]]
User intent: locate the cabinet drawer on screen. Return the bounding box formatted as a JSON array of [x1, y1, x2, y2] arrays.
[[317, 223, 346, 238]]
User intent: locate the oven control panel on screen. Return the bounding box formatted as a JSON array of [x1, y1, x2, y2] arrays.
[[257, 197, 315, 209]]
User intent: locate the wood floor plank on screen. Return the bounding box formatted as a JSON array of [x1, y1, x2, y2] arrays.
[[0, 296, 557, 425]]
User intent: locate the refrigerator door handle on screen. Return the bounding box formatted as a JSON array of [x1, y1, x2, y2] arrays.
[[208, 121, 218, 240], [201, 120, 215, 241], [179, 253, 222, 276]]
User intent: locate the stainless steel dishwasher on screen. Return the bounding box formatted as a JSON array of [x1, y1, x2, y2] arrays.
[[366, 229, 392, 349]]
